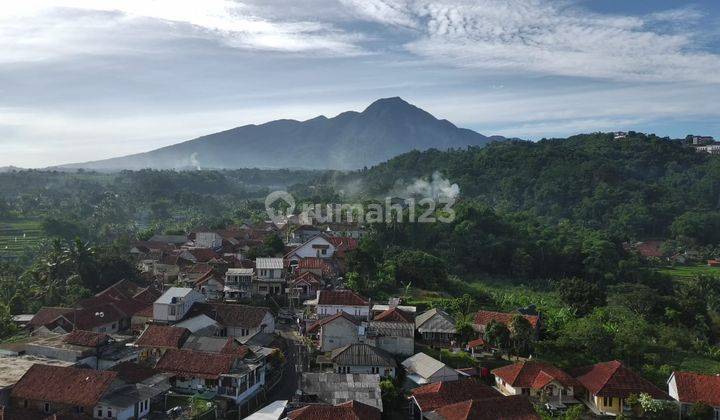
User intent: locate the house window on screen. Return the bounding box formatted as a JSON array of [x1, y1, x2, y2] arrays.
[[97, 409, 103, 417], [44, 403, 50, 413], [169, 306, 176, 316], [603, 397, 612, 407], [372, 367, 379, 374], [107, 408, 113, 418], [321, 249, 327, 255], [23, 400, 28, 408]]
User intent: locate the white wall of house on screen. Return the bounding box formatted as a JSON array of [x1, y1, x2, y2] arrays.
[[318, 319, 359, 352], [372, 335, 414, 356], [222, 312, 276, 337], [290, 236, 336, 260], [153, 290, 205, 322], [317, 304, 369, 318]]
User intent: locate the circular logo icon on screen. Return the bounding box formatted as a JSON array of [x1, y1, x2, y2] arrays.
[[265, 191, 296, 226]]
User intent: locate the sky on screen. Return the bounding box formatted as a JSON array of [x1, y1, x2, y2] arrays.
[[1, 0, 719, 167]]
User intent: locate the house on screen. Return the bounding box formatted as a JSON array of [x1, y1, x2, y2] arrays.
[[195, 231, 224, 249], [402, 353, 459, 387], [329, 343, 397, 378], [285, 234, 337, 264], [492, 361, 581, 406], [296, 257, 336, 278], [181, 336, 249, 357], [174, 314, 221, 336], [572, 360, 670, 416], [473, 310, 539, 337], [415, 308, 457, 344], [152, 287, 206, 323], [288, 225, 322, 244], [289, 272, 322, 305], [696, 144, 720, 155], [156, 348, 265, 407], [29, 303, 129, 335], [0, 355, 75, 406], [135, 325, 190, 363], [201, 303, 276, 337], [465, 337, 488, 358], [225, 268, 254, 301], [422, 395, 540, 420], [194, 270, 225, 300], [668, 371, 720, 418], [7, 364, 162, 420], [315, 290, 370, 319], [408, 378, 501, 419], [368, 307, 415, 356], [306, 312, 361, 352], [255, 258, 285, 296], [298, 373, 383, 410], [287, 400, 381, 420]]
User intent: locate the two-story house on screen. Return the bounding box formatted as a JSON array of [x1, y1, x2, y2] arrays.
[[152, 287, 206, 323], [254, 258, 285, 296], [224, 268, 254, 301]]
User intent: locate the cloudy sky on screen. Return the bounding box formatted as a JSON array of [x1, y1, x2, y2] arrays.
[[1, 0, 719, 167]]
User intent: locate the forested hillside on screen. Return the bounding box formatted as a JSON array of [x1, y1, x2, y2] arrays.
[[335, 132, 720, 243]]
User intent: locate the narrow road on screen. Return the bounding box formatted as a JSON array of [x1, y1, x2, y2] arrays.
[[266, 325, 303, 401]]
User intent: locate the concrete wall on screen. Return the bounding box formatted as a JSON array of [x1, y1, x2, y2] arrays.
[[319, 318, 359, 352]]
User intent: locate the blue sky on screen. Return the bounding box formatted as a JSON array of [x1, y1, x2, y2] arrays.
[[1, 0, 719, 167]]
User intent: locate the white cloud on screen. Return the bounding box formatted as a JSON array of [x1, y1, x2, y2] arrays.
[[0, 0, 365, 62], [341, 0, 720, 83]]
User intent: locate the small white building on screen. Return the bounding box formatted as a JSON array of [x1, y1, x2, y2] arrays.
[[285, 234, 337, 263], [401, 353, 459, 387], [153, 287, 206, 323], [315, 290, 370, 319]]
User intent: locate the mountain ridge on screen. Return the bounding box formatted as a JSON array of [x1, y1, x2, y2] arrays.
[[59, 97, 504, 171]]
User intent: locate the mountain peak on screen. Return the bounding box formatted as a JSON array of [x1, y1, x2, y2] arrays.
[[363, 96, 412, 112]]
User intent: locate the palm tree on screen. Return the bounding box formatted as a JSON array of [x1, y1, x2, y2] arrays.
[[64, 238, 96, 289]]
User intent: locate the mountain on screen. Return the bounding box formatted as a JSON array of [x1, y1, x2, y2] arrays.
[[59, 97, 503, 171]]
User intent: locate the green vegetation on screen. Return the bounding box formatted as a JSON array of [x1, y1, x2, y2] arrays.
[[0, 219, 44, 258]]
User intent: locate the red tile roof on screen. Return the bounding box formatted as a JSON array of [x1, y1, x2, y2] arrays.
[[474, 310, 539, 329], [62, 330, 111, 347], [288, 400, 381, 420], [572, 360, 670, 399], [431, 396, 540, 420], [187, 248, 221, 262], [29, 307, 73, 328], [671, 371, 720, 406], [373, 307, 413, 323], [155, 349, 236, 379], [326, 236, 359, 252], [307, 311, 359, 333], [135, 305, 154, 318], [298, 257, 329, 270], [135, 325, 190, 349], [492, 361, 580, 390], [292, 272, 321, 286], [110, 361, 161, 384], [411, 378, 502, 412], [636, 240, 666, 258], [466, 338, 486, 349], [11, 364, 117, 407], [318, 290, 368, 306]]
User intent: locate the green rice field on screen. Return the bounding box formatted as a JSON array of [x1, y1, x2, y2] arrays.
[[658, 264, 720, 281], [0, 219, 44, 259]]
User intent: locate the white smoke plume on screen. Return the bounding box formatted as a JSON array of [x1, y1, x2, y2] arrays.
[[402, 171, 460, 200]]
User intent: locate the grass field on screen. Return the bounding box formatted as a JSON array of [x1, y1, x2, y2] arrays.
[[0, 219, 44, 259], [658, 264, 720, 281]]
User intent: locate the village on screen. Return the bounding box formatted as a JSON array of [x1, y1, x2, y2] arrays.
[[0, 219, 715, 420]]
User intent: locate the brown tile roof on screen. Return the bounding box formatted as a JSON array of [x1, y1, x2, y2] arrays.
[[29, 307, 73, 328], [474, 310, 539, 329], [326, 236, 359, 252], [10, 364, 117, 407], [110, 361, 161, 384], [135, 305, 154, 318], [186, 248, 221, 263], [135, 325, 190, 349], [62, 330, 111, 348], [671, 371, 720, 406], [373, 307, 413, 323], [411, 378, 502, 412], [307, 311, 359, 333], [205, 303, 272, 329], [317, 290, 368, 307], [466, 338, 486, 349], [430, 396, 540, 420], [492, 361, 580, 390], [329, 343, 396, 368], [72, 303, 126, 330], [292, 272, 321, 286], [572, 360, 670, 399], [288, 400, 381, 420], [298, 257, 329, 270], [636, 240, 666, 258], [155, 349, 235, 379]]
